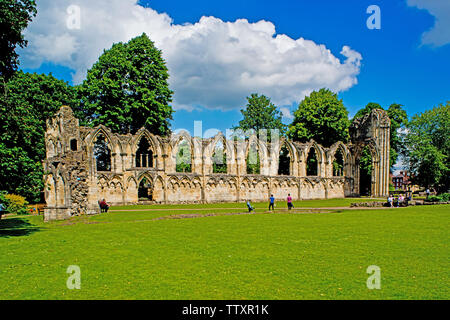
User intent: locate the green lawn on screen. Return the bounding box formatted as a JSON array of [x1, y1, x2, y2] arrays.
[[112, 197, 384, 211], [0, 200, 448, 300]]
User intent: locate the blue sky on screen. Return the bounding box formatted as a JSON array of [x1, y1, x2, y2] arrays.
[[20, 0, 450, 135]]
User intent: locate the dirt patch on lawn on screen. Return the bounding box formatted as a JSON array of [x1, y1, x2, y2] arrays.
[[153, 211, 255, 220], [58, 217, 110, 226], [152, 209, 336, 221]]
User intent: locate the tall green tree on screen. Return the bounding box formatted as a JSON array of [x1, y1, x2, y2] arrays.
[[288, 88, 350, 147], [233, 93, 286, 141], [353, 102, 381, 119], [403, 102, 449, 192], [0, 71, 77, 202], [78, 33, 174, 136], [0, 0, 36, 81]]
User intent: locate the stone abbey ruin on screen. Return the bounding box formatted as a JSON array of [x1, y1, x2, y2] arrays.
[[43, 106, 390, 221]]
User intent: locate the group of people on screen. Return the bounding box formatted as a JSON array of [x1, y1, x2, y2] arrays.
[[246, 194, 294, 213], [387, 193, 411, 207], [99, 195, 295, 214]]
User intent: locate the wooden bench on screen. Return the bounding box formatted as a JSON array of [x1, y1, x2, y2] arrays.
[[27, 204, 45, 215]]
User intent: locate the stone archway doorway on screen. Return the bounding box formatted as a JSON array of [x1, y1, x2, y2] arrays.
[[138, 177, 153, 201]]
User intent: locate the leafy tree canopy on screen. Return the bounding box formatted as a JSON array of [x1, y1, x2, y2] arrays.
[[233, 93, 286, 141], [353, 102, 382, 119], [78, 33, 174, 136], [0, 71, 77, 202], [0, 0, 36, 80], [403, 102, 449, 192], [288, 88, 350, 147]]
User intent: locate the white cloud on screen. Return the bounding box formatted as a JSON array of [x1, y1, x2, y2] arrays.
[[407, 0, 450, 47], [20, 0, 362, 111], [280, 107, 294, 120]]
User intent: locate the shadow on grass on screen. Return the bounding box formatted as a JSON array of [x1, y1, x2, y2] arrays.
[[0, 217, 41, 238]]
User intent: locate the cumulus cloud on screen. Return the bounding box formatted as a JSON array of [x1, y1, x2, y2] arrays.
[[280, 107, 294, 120], [407, 0, 450, 47], [20, 0, 362, 111]]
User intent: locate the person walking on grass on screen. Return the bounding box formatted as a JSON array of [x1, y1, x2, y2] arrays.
[[269, 194, 275, 211], [246, 200, 254, 213], [287, 193, 294, 211]]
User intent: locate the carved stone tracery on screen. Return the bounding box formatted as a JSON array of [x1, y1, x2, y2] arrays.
[[43, 106, 390, 221]]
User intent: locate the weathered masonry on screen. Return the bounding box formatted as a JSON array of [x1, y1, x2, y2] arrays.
[[43, 106, 390, 221]]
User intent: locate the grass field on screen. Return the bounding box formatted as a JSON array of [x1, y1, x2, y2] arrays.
[[0, 199, 448, 300]]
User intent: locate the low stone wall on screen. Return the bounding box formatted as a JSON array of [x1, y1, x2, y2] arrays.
[[411, 200, 450, 205], [43, 207, 72, 221], [350, 200, 450, 208], [350, 202, 387, 208]]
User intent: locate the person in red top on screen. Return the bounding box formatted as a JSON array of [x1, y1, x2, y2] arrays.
[[287, 194, 294, 211], [98, 199, 110, 213]]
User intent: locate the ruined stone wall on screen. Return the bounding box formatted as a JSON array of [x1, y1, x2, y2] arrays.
[[43, 106, 390, 221]]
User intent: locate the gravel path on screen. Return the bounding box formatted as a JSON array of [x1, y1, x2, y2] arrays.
[[109, 206, 391, 212]]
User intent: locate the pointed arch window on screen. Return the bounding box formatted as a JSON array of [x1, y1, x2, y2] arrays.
[[136, 137, 153, 168], [94, 133, 111, 171], [359, 145, 373, 196], [212, 140, 227, 173], [278, 144, 291, 175], [306, 147, 318, 176], [246, 142, 260, 174], [333, 148, 345, 176], [176, 138, 192, 173]]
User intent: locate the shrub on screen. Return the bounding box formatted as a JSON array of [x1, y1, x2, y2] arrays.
[[0, 191, 7, 217], [3, 194, 29, 215], [425, 195, 443, 202], [440, 193, 450, 202], [0, 191, 6, 204]]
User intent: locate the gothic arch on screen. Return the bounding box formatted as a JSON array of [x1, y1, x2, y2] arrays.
[[47, 139, 56, 158], [127, 176, 138, 190], [205, 133, 229, 158], [87, 126, 115, 150], [328, 141, 350, 177], [277, 139, 297, 176], [208, 134, 228, 174], [153, 175, 165, 202], [137, 172, 154, 185], [55, 174, 66, 207], [170, 130, 194, 150], [171, 132, 194, 173], [246, 134, 269, 161], [45, 174, 56, 207], [86, 127, 115, 172], [304, 140, 324, 163], [132, 128, 162, 163], [303, 140, 325, 177]]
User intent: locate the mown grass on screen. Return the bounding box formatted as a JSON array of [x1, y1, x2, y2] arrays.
[[113, 197, 384, 211], [0, 201, 448, 300]]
